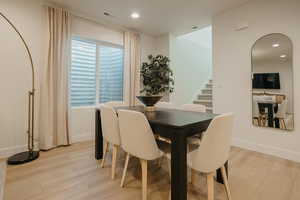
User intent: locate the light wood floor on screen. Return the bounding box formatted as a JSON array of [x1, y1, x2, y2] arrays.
[[3, 141, 300, 200]]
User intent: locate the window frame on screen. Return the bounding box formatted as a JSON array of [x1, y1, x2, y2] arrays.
[[70, 36, 125, 108]]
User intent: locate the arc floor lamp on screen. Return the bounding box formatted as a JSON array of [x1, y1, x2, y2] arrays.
[[0, 12, 39, 165]]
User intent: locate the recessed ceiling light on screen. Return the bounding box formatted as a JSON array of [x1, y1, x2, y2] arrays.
[[280, 54, 287, 58], [272, 43, 280, 48], [131, 12, 140, 19]]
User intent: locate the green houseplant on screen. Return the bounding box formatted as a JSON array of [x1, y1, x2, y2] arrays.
[[137, 55, 174, 111]]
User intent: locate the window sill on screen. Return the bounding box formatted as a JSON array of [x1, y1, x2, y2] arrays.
[[71, 104, 104, 110]]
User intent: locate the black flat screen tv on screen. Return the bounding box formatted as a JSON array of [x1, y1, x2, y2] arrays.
[[252, 73, 280, 89]]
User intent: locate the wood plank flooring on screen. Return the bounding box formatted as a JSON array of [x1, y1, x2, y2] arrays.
[[3, 141, 300, 200]]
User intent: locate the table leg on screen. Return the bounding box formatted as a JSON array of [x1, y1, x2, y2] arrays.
[[171, 133, 187, 200], [267, 105, 274, 127], [274, 118, 280, 128], [217, 161, 228, 184], [95, 109, 103, 160]]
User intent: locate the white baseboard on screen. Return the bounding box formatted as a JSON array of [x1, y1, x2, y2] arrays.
[[0, 133, 94, 159], [0, 142, 38, 159], [71, 132, 94, 143], [232, 138, 300, 163]]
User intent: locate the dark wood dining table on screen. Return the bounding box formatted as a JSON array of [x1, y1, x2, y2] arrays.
[[95, 106, 228, 200]]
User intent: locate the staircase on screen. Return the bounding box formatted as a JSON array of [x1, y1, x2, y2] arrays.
[[193, 79, 213, 113]]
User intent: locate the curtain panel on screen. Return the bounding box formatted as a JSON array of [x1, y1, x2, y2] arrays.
[[39, 7, 71, 150], [124, 31, 141, 106]]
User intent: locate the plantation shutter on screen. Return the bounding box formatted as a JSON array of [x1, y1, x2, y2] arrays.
[[70, 39, 97, 106], [98, 46, 124, 103]]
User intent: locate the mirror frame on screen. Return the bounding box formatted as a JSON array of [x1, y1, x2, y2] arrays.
[[251, 33, 294, 131]]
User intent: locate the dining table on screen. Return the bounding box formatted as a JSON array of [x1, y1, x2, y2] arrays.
[[95, 106, 228, 200]]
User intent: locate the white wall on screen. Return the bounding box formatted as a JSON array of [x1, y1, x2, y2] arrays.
[[169, 31, 212, 106], [155, 34, 170, 57], [213, 0, 300, 162], [72, 16, 123, 46], [140, 33, 157, 63], [0, 0, 46, 157]]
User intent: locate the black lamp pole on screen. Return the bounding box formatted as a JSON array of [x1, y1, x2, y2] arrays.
[[0, 12, 39, 164]]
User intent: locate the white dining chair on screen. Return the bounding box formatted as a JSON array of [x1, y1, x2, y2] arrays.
[[105, 101, 126, 107], [275, 99, 288, 129], [188, 113, 234, 200], [100, 104, 121, 179], [156, 101, 175, 109], [181, 104, 207, 146], [252, 98, 261, 126], [118, 110, 165, 200]]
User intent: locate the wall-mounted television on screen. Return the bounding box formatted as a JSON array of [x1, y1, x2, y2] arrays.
[[252, 73, 280, 89]]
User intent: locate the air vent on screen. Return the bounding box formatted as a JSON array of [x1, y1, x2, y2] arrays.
[[104, 12, 111, 16]]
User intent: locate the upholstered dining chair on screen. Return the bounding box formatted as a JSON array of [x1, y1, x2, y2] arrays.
[[118, 110, 165, 200], [100, 104, 121, 179], [275, 99, 288, 129], [105, 101, 126, 107], [188, 113, 234, 200], [252, 99, 261, 126]]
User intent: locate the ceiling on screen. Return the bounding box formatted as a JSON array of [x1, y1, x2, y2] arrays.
[[252, 34, 293, 63], [48, 0, 250, 36]]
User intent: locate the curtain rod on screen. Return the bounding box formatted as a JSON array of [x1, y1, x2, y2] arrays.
[[42, 1, 136, 34]]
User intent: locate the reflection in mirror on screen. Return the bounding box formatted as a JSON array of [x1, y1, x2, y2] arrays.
[[251, 33, 293, 131]]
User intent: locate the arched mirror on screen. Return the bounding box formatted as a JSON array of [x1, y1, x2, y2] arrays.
[[251, 33, 293, 131]]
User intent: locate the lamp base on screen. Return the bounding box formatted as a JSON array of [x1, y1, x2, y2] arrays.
[[7, 151, 39, 165]]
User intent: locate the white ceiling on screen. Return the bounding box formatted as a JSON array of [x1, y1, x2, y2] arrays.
[[48, 0, 250, 36]]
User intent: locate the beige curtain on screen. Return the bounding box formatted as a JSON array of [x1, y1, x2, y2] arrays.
[[124, 31, 141, 106], [39, 7, 71, 150]]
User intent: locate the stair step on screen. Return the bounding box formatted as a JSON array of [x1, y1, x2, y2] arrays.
[[198, 94, 212, 100], [193, 100, 213, 107], [206, 83, 213, 88], [202, 88, 212, 94], [206, 107, 213, 113]]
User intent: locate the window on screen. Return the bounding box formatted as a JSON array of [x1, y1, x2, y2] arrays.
[[98, 46, 124, 103], [70, 38, 124, 107]]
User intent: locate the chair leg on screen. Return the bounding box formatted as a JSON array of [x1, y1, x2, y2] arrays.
[[282, 119, 287, 130], [167, 159, 171, 181], [157, 157, 163, 168], [255, 118, 258, 126], [111, 144, 119, 179], [140, 159, 148, 200], [101, 140, 109, 168], [207, 172, 215, 200], [191, 168, 197, 185], [221, 166, 232, 200], [120, 153, 130, 187]]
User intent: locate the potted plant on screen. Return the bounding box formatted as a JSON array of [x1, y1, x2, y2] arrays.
[[137, 54, 174, 111]]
